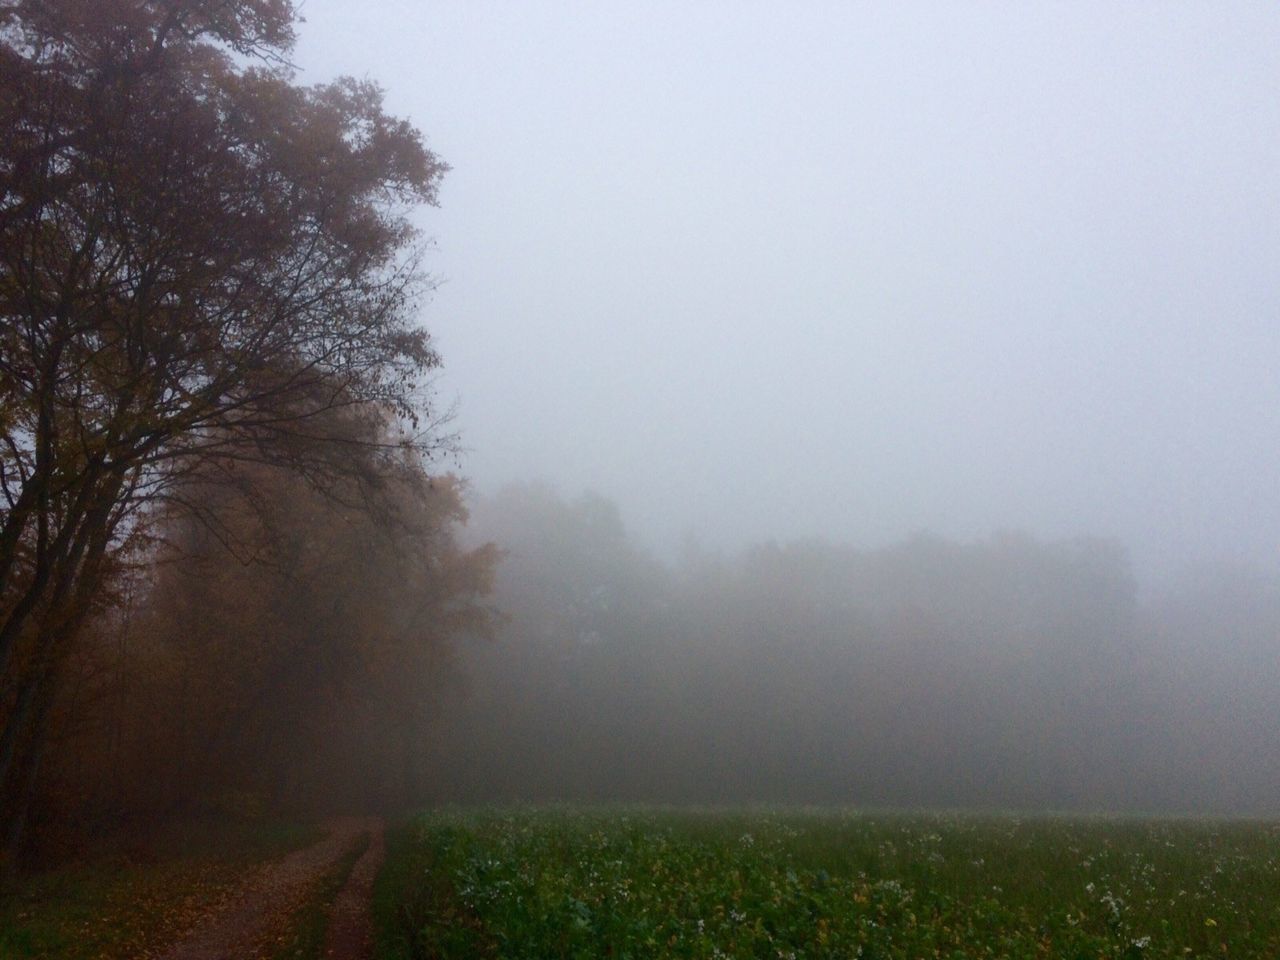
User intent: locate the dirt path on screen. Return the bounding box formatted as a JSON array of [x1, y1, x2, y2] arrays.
[[159, 817, 382, 960]]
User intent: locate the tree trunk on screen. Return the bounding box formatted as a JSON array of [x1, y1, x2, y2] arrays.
[[0, 490, 120, 870], [0, 671, 54, 879]]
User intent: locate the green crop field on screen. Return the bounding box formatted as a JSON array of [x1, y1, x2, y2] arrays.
[[373, 808, 1280, 960]]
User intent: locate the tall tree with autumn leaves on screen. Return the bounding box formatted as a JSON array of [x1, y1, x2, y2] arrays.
[[0, 0, 463, 861]]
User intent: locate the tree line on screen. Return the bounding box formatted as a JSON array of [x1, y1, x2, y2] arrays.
[[0, 0, 494, 869], [424, 484, 1280, 814]]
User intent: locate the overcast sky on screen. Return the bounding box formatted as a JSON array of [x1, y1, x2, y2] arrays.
[[293, 1, 1280, 584]]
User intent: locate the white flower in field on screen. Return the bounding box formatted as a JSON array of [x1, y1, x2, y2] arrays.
[[1101, 891, 1124, 920], [740, 833, 755, 847], [1085, 882, 1095, 894], [875, 879, 910, 901], [1132, 936, 1152, 949]]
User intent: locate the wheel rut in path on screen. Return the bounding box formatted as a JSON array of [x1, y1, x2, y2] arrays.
[[323, 818, 386, 959]]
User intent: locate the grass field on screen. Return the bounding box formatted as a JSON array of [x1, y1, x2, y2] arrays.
[[374, 808, 1280, 960]]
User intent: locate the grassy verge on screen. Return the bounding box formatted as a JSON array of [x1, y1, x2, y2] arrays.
[[375, 807, 1280, 960], [267, 831, 371, 960], [373, 822, 449, 960], [0, 818, 320, 960], [377, 817, 514, 960]]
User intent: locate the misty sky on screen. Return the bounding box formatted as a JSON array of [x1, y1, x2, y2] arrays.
[[293, 2, 1280, 584]]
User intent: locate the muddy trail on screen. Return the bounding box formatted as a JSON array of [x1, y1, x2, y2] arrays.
[[159, 817, 385, 960]]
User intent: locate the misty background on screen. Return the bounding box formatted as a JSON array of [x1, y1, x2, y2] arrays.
[[416, 484, 1280, 813], [277, 2, 1280, 812], [293, 1, 1280, 588], [12, 1, 1280, 839]]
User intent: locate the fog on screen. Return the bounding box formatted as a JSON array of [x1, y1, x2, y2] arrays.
[[290, 2, 1280, 813], [9, 2, 1280, 862], [405, 484, 1280, 813], [293, 1, 1280, 587]]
